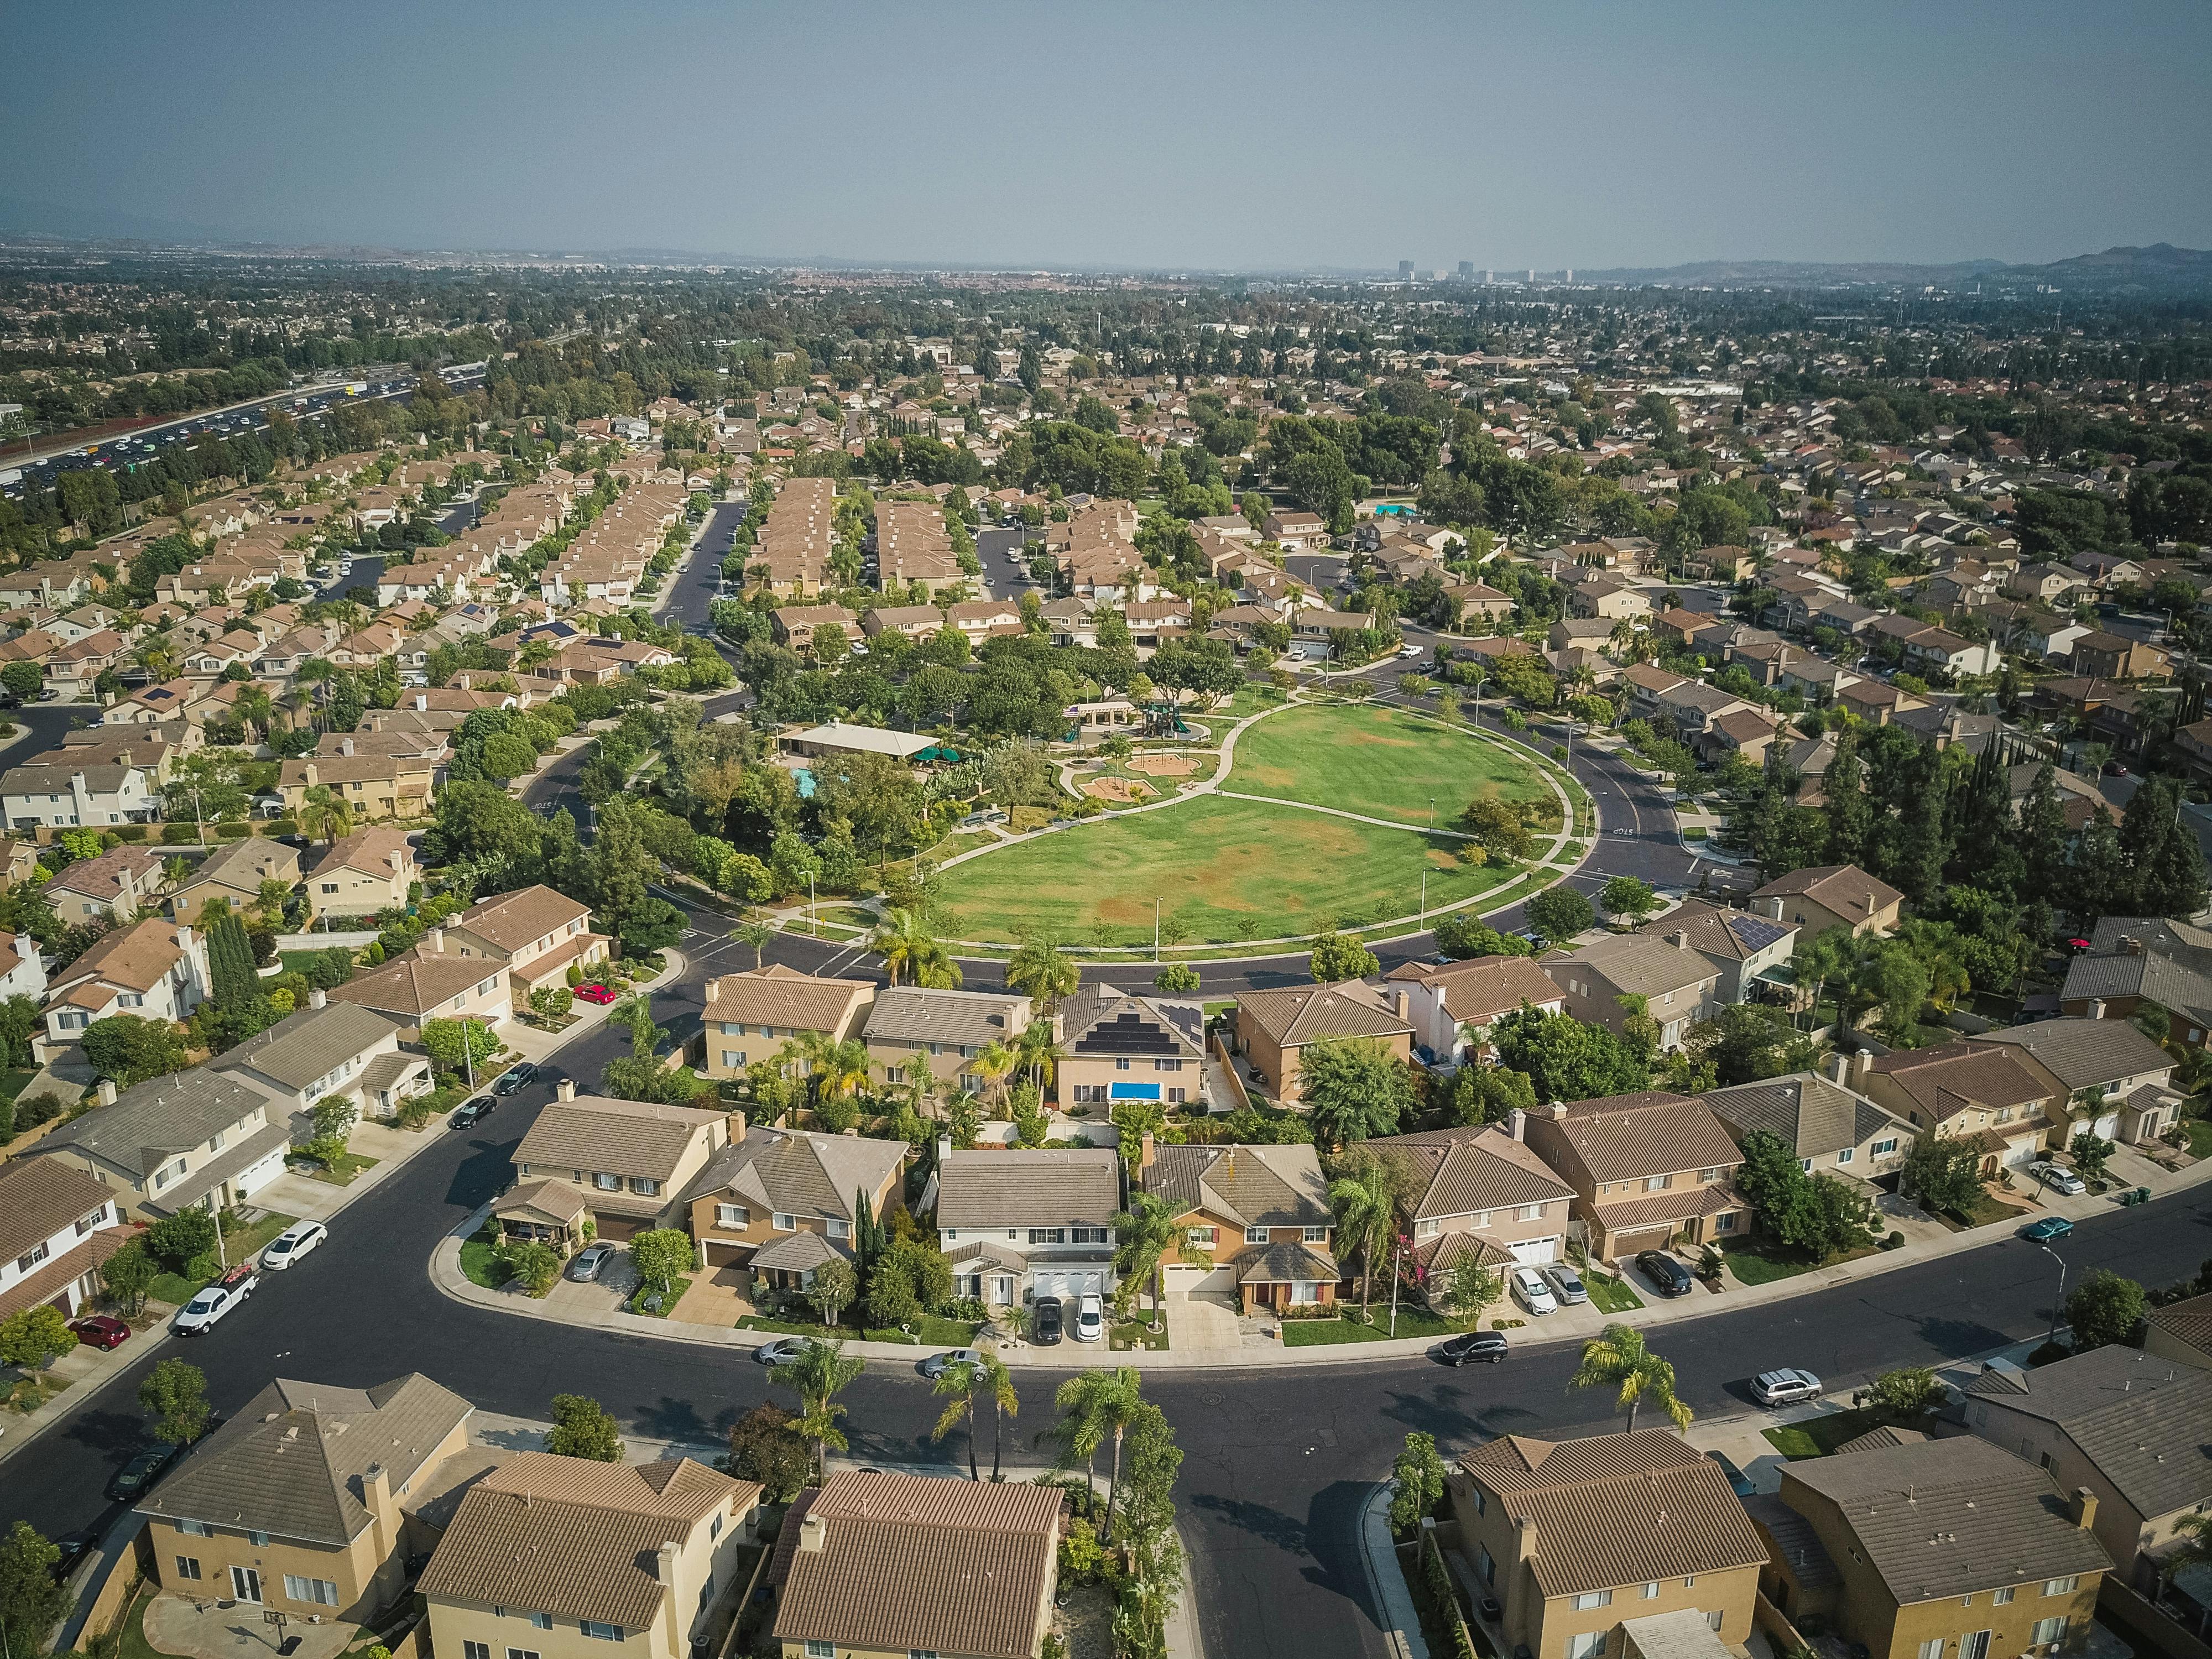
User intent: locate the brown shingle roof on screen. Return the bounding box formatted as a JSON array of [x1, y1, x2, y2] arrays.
[[514, 1095, 728, 1184], [1459, 1430, 1768, 1599], [1235, 979, 1411, 1047], [1867, 1042, 2054, 1118], [1541, 1093, 1744, 1184], [419, 1452, 754, 1631], [1381, 954, 1564, 1022], [935, 1148, 1121, 1232], [681, 1125, 906, 1223], [51, 916, 194, 995], [325, 952, 504, 1019], [453, 884, 593, 953], [772, 1470, 1060, 1659], [1364, 1126, 1576, 1223], [702, 964, 873, 1036], [1751, 862, 1903, 920], [2147, 1290, 2212, 1363], [1145, 1142, 1329, 1229], [0, 1158, 114, 1269]]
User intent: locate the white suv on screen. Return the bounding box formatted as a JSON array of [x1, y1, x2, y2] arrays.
[[1751, 1368, 1823, 1407]]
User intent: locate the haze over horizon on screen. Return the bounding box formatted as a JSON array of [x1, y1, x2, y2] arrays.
[[7, 0, 2211, 272]]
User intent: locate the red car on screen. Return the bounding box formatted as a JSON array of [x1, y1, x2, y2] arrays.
[[69, 1314, 132, 1350], [574, 983, 618, 1005]]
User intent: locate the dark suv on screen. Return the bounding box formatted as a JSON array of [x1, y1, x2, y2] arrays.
[[1032, 1297, 1063, 1345], [1636, 1250, 1697, 1297]]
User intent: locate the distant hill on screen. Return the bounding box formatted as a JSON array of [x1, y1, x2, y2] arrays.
[[1576, 245, 2212, 291], [0, 193, 247, 246]]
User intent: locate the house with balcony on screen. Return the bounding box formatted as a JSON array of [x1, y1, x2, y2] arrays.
[[325, 930, 514, 1032], [1854, 1045, 2062, 1176], [696, 966, 874, 1086], [1521, 1092, 1751, 1261], [1381, 954, 1564, 1066], [38, 919, 207, 1061], [1966, 1016, 2181, 1149], [930, 1147, 1121, 1308], [437, 885, 609, 1003], [1054, 982, 1208, 1109], [1, 755, 161, 829], [682, 1120, 905, 1292], [0, 1158, 132, 1323], [863, 985, 1033, 1096], [1231, 980, 1413, 1103]]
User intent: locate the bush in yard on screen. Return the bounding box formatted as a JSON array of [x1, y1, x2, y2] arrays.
[[546, 1392, 624, 1461], [2065, 1270, 2147, 1353], [144, 1208, 218, 1273], [1858, 1365, 1944, 1419], [723, 1403, 811, 1503], [0, 1305, 77, 1369], [1902, 1129, 1985, 1218], [504, 1241, 561, 1295], [628, 1229, 693, 1292], [100, 1238, 155, 1316]]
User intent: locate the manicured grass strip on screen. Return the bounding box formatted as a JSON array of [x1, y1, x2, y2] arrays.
[[1226, 702, 1552, 827], [460, 1240, 512, 1289], [1718, 1241, 1820, 1286], [307, 1152, 380, 1186], [1583, 1271, 1644, 1313], [1280, 1306, 1464, 1346], [736, 1314, 982, 1347], [1762, 1406, 1901, 1460], [628, 1275, 690, 1316]]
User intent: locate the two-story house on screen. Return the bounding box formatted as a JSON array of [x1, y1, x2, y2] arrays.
[[1522, 1092, 1751, 1262], [697, 966, 874, 1086], [1751, 1436, 2108, 1659], [0, 1158, 131, 1324], [1055, 982, 1207, 1109], [932, 1146, 1121, 1308], [682, 1120, 905, 1293], [864, 985, 1033, 1096], [38, 918, 208, 1061], [1364, 1118, 1579, 1286], [277, 746, 436, 821], [1541, 932, 1725, 1052], [326, 930, 514, 1031], [1381, 954, 1566, 1066], [167, 837, 300, 925], [305, 826, 419, 918], [1140, 1138, 1337, 1314], [1855, 1044, 2062, 1176], [141, 1373, 475, 1623], [1232, 980, 1414, 1104], [422, 1452, 760, 1659], [42, 844, 168, 924], [436, 885, 609, 1003], [504, 1079, 735, 1244], [1751, 863, 1903, 939], [1646, 900, 1799, 1004], [1962, 1345, 2212, 1595], [1967, 1016, 2182, 1149], [1704, 1069, 1916, 1182], [1448, 1429, 1767, 1659], [30, 1069, 287, 1219], [210, 994, 431, 1121], [1, 755, 161, 830]]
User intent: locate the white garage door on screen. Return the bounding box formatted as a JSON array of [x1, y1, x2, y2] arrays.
[[1165, 1265, 1240, 1299], [2090, 1112, 2121, 1141], [2002, 1141, 2039, 1168], [1509, 1237, 1560, 1266]]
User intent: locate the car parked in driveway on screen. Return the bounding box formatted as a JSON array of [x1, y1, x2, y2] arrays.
[[1542, 1264, 1589, 1305], [1509, 1265, 1558, 1315], [1636, 1250, 1697, 1297], [2020, 1215, 2075, 1243], [566, 1243, 617, 1282], [1073, 1293, 1104, 1343], [67, 1314, 131, 1350], [260, 1219, 327, 1270], [1436, 1331, 1509, 1366], [920, 1348, 987, 1379], [1032, 1296, 1063, 1345], [2026, 1160, 2086, 1196], [1750, 1368, 1823, 1407], [575, 983, 618, 1006], [173, 1265, 257, 1335]]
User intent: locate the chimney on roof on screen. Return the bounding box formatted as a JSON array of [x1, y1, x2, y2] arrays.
[[1391, 987, 1411, 1022], [425, 927, 442, 953], [799, 1513, 828, 1553], [728, 1110, 746, 1144], [1139, 1130, 1156, 1173], [2121, 936, 2142, 957], [414, 693, 427, 712], [1762, 896, 1785, 921], [1851, 1050, 1873, 1084], [557, 1078, 577, 1103], [1549, 1100, 1567, 1121], [2089, 998, 2107, 1021], [1830, 1052, 1851, 1086], [1506, 1107, 1526, 1142], [937, 1134, 952, 1165], [97, 1078, 118, 1107], [1667, 930, 1690, 951], [340, 737, 354, 758], [2069, 1487, 2098, 1532]]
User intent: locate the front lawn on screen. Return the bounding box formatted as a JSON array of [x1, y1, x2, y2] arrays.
[[0, 1068, 39, 1105], [305, 1151, 379, 1186], [735, 1313, 982, 1347], [2187, 1118, 2212, 1159], [1225, 702, 1553, 828], [1763, 1406, 1912, 1460], [628, 1276, 690, 1317], [460, 1239, 512, 1290], [1583, 1271, 1644, 1313], [1942, 1189, 2028, 1230], [1281, 1306, 1463, 1347], [1720, 1240, 1821, 1286], [1111, 1317, 1169, 1352]]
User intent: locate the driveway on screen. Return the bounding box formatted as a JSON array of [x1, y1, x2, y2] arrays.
[[543, 1250, 639, 1314], [1163, 1287, 1243, 1352], [670, 1262, 755, 1328]]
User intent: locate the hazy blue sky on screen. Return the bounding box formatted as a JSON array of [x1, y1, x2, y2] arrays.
[[9, 0, 2210, 269]]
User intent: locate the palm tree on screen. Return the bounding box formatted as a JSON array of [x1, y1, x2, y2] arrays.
[[897, 1052, 943, 1123], [1112, 1192, 1204, 1331], [1328, 1150, 1399, 1320], [1568, 1323, 1692, 1433], [778, 1337, 867, 1481], [1051, 1368, 1146, 1542], [1006, 932, 1079, 1013], [731, 919, 775, 970], [299, 785, 354, 845], [869, 907, 961, 989], [969, 1039, 1016, 1108], [797, 1031, 870, 1105], [930, 1358, 985, 1481], [979, 1352, 1018, 1481], [1012, 1018, 1065, 1093]]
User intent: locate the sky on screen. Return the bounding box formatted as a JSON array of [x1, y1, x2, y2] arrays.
[[8, 0, 2212, 272]]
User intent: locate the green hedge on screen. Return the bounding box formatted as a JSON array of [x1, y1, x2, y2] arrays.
[[266, 818, 298, 836], [214, 822, 252, 840], [161, 824, 202, 844], [111, 825, 148, 842]]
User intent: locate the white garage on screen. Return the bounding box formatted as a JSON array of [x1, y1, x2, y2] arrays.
[[1163, 1264, 1240, 1300], [1508, 1235, 1561, 1266], [1033, 1270, 1109, 1301]]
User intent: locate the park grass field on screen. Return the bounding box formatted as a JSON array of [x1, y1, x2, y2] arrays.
[[930, 794, 1505, 945], [1224, 702, 1555, 827]]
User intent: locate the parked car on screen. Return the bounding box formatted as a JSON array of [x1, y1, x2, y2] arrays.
[[566, 1243, 617, 1282], [67, 1314, 131, 1351], [173, 1265, 258, 1335], [105, 1442, 180, 1501], [753, 1338, 810, 1366], [2026, 1161, 2086, 1197], [2020, 1215, 2075, 1243], [260, 1219, 327, 1270], [1032, 1297, 1063, 1345], [1509, 1265, 1558, 1316], [1704, 1449, 1757, 1498], [575, 983, 618, 1006], [920, 1348, 987, 1379], [46, 1535, 93, 1581], [449, 1096, 493, 1129], [1436, 1331, 1509, 1366], [1073, 1293, 1104, 1343], [1637, 1250, 1697, 1297], [493, 1062, 539, 1096], [1750, 1368, 1823, 1407], [1542, 1264, 1589, 1306]]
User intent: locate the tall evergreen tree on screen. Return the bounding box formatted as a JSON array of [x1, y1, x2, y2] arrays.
[[207, 914, 259, 1009], [2016, 764, 2072, 899], [2067, 808, 2126, 932], [1822, 738, 1871, 869]]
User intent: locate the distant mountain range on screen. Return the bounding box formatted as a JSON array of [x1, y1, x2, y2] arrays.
[[0, 194, 2205, 291]]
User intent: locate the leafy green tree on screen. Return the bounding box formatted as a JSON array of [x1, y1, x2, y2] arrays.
[[1112, 1192, 1202, 1327], [421, 1016, 501, 1078], [0, 1306, 76, 1369], [206, 913, 260, 1008], [546, 1392, 625, 1460], [1432, 913, 1532, 959], [1568, 1323, 1692, 1432], [1154, 962, 1201, 994], [0, 1521, 70, 1659], [0, 661, 43, 701], [1527, 885, 1595, 946], [1435, 1253, 1502, 1323], [1459, 798, 1533, 860], [100, 1237, 155, 1316], [1902, 1129, 1984, 1218], [81, 1014, 187, 1085], [143, 1208, 217, 1272], [869, 907, 961, 989], [1684, 1004, 1816, 1088], [2069, 1129, 2116, 1186], [1489, 1005, 1651, 1102], [2064, 1270, 2147, 1352], [1308, 930, 1380, 982], [806, 1258, 857, 1328], [723, 1402, 811, 1504], [1859, 1366, 1945, 1420], [1598, 876, 1658, 929], [139, 1357, 211, 1444], [1299, 1037, 1415, 1146], [628, 1228, 693, 1292]]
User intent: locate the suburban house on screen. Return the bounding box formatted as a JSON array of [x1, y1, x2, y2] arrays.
[[277, 748, 438, 821], [421, 1452, 760, 1659], [504, 1079, 735, 1244], [2145, 1292, 2212, 1371], [168, 838, 301, 924], [1263, 509, 1327, 548], [1055, 982, 1207, 1109], [29, 1069, 286, 1220], [1644, 900, 1799, 1003], [1232, 980, 1413, 1104], [1967, 1016, 2183, 1149], [931, 1146, 1121, 1308], [435, 885, 609, 1003], [1541, 932, 1724, 1052], [38, 919, 208, 1061], [140, 1373, 475, 1624], [1381, 954, 1566, 1065], [770, 1469, 1061, 1659], [305, 827, 418, 917], [1751, 864, 1904, 938], [1963, 1345, 2212, 1594], [1521, 1092, 1751, 1261], [1448, 1430, 1767, 1659], [1703, 1070, 1914, 1181], [863, 984, 1034, 1096], [1364, 1117, 1579, 1280], [0, 1157, 131, 1323], [1854, 1045, 2062, 1175], [681, 1120, 905, 1293], [326, 932, 515, 1031], [43, 844, 168, 923], [697, 966, 874, 1085], [1, 757, 160, 829], [210, 995, 430, 1121], [2060, 917, 2212, 1041], [1140, 1138, 1339, 1313], [1750, 1436, 2108, 1659]]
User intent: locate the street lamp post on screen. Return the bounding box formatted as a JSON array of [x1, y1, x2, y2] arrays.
[[2038, 1242, 2069, 1355], [1154, 898, 1161, 962]]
